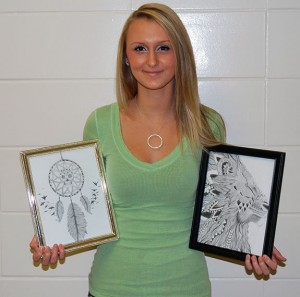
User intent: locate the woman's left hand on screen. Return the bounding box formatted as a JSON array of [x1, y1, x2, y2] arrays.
[[245, 247, 286, 277]]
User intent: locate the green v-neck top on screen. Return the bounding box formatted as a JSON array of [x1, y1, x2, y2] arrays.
[[83, 103, 224, 297]]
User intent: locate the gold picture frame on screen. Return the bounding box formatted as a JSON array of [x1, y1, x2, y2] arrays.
[[20, 140, 118, 254]]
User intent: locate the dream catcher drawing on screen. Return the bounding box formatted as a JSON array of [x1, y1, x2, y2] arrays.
[[43, 152, 95, 241], [21, 140, 119, 253]]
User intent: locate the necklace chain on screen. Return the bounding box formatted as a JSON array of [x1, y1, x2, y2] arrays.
[[135, 99, 167, 150]]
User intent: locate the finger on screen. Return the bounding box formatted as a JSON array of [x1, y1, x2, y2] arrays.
[[41, 246, 51, 266], [58, 244, 65, 261], [263, 255, 277, 271], [32, 246, 43, 263], [251, 255, 263, 276], [29, 235, 38, 250], [273, 247, 287, 262], [30, 235, 44, 263], [50, 244, 59, 265], [245, 254, 253, 270], [258, 256, 271, 276]]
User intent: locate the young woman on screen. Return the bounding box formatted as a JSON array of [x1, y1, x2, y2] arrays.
[[30, 3, 286, 297]]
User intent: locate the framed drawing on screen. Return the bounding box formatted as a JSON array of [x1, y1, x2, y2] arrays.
[[20, 140, 118, 254], [189, 145, 285, 261]]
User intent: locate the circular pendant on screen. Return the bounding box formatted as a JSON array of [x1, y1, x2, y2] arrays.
[[147, 134, 163, 149]]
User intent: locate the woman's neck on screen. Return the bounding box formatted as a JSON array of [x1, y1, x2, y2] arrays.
[[134, 88, 175, 120]]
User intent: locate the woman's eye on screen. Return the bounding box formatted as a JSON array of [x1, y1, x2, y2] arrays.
[[134, 46, 146, 52], [158, 45, 170, 51]]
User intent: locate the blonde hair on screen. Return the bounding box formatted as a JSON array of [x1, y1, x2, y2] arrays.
[[116, 3, 225, 148]]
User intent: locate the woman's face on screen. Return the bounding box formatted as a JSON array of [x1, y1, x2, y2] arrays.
[[125, 18, 176, 93]]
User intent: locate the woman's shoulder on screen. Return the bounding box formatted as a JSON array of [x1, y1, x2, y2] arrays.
[[86, 102, 118, 125], [90, 102, 117, 118], [201, 104, 226, 142], [83, 102, 118, 140], [201, 104, 221, 119]]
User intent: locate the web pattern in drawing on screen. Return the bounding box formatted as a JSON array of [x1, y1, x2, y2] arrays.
[[39, 152, 100, 242], [198, 153, 269, 254]]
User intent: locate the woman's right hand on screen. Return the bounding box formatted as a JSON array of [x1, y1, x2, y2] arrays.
[[30, 235, 65, 266]]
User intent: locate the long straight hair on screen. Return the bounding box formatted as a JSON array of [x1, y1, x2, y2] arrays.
[[116, 3, 225, 148]]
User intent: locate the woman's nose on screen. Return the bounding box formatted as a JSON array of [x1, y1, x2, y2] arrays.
[[147, 50, 158, 66]]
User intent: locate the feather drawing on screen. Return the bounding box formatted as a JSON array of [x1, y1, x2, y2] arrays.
[[67, 200, 87, 241], [55, 198, 64, 222], [80, 193, 92, 214]]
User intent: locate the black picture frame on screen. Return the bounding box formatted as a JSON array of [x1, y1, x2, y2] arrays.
[[189, 144, 285, 261]]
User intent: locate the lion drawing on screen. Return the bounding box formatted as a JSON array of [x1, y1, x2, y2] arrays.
[[198, 153, 269, 254]]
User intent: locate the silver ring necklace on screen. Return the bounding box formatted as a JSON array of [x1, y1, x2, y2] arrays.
[[147, 134, 163, 150]]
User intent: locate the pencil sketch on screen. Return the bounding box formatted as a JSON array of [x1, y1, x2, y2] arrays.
[[21, 140, 119, 253], [198, 152, 269, 254], [38, 152, 100, 242]]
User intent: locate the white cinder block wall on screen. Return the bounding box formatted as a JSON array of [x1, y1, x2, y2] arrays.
[[0, 0, 299, 296]]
